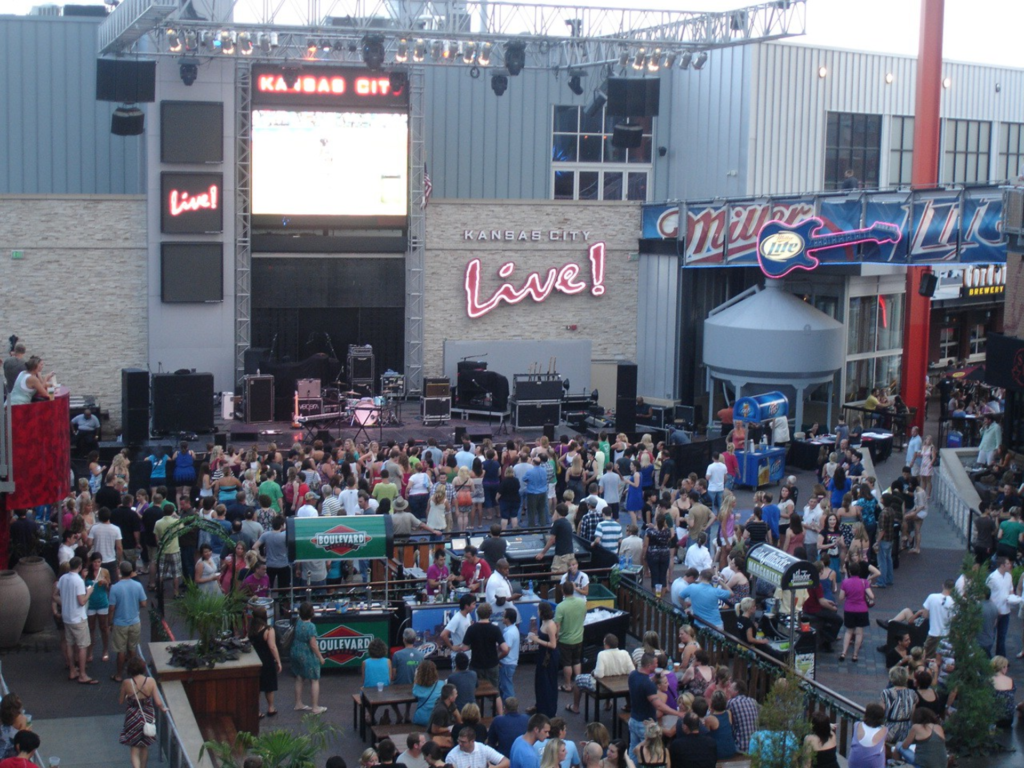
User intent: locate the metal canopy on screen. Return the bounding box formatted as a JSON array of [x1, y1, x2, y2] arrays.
[[100, 0, 808, 64]]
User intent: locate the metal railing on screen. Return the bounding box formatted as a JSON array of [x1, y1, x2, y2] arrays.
[[137, 645, 196, 768], [933, 449, 981, 547], [0, 660, 46, 768], [615, 579, 866, 758]]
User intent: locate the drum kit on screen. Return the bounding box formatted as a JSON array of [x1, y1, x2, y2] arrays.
[[297, 386, 403, 440]]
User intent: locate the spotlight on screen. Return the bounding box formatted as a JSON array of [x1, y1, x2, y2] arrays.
[[618, 50, 629, 69], [491, 73, 508, 96], [818, 65, 828, 78], [679, 50, 692, 70], [179, 58, 198, 86], [395, 38, 409, 63], [412, 39, 426, 62], [584, 88, 607, 118], [184, 30, 198, 51], [306, 39, 319, 58], [885, 72, 894, 84], [362, 34, 386, 71], [504, 40, 527, 76], [166, 28, 181, 53], [632, 48, 646, 70], [430, 40, 444, 62], [200, 31, 215, 51], [647, 48, 661, 72], [567, 68, 585, 96], [282, 67, 301, 89], [218, 30, 234, 54], [692, 51, 708, 70], [446, 40, 460, 61], [111, 104, 144, 136], [238, 32, 253, 55], [462, 41, 477, 65], [663, 51, 677, 68], [389, 70, 408, 95], [258, 32, 274, 54], [942, 76, 952, 89], [320, 39, 332, 53], [478, 41, 493, 66]]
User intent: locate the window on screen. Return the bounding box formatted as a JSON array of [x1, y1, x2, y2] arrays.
[[997, 123, 1024, 183], [845, 293, 904, 403], [889, 116, 914, 187], [938, 326, 959, 362], [968, 324, 987, 357], [941, 119, 990, 184], [824, 112, 882, 190], [551, 105, 652, 201]]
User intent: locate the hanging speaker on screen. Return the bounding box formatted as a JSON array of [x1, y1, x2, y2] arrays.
[[918, 272, 938, 298], [605, 77, 660, 117], [612, 122, 643, 149]]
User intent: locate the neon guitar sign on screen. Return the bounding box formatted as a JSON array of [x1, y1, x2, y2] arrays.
[[756, 218, 902, 279], [464, 241, 606, 318]]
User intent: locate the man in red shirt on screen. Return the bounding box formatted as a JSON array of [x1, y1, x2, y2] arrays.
[[721, 444, 739, 490], [458, 545, 492, 593], [0, 730, 41, 768]]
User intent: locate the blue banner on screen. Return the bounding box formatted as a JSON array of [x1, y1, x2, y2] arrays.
[[863, 199, 911, 263], [908, 193, 961, 263], [960, 194, 1004, 263], [816, 198, 864, 263]]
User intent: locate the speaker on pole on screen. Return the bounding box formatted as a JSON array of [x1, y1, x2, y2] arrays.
[[121, 368, 150, 445], [615, 362, 638, 435], [152, 372, 215, 434], [918, 272, 938, 298]]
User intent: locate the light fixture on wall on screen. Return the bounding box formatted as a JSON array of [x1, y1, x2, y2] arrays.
[[885, 72, 894, 84], [818, 65, 828, 78], [942, 76, 952, 88]]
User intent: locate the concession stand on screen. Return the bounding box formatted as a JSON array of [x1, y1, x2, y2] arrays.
[[739, 543, 819, 678], [285, 516, 394, 670], [732, 392, 789, 488]]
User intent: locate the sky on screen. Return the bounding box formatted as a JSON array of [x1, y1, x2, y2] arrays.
[[5, 0, 1023, 68]]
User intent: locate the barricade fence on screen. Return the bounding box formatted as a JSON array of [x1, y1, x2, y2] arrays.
[[615, 579, 866, 758]]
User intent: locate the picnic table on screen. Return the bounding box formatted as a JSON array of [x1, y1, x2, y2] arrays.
[[580, 674, 631, 737], [358, 681, 501, 741]]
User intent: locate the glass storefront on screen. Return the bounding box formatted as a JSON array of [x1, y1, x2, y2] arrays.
[[845, 293, 905, 401]]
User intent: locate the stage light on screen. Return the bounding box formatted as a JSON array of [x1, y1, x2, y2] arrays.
[[567, 68, 585, 96], [238, 32, 253, 55], [200, 31, 214, 50], [166, 28, 181, 52], [306, 39, 319, 58], [679, 50, 692, 70], [504, 40, 527, 76], [663, 51, 677, 68], [491, 73, 509, 96], [111, 104, 144, 136], [179, 59, 198, 86], [619, 50, 630, 69], [692, 51, 708, 70], [283, 67, 301, 89], [584, 88, 607, 118], [389, 70, 408, 95], [258, 32, 274, 54], [446, 40, 460, 61], [430, 40, 444, 62], [632, 48, 646, 70], [478, 42, 493, 66], [463, 41, 477, 65], [218, 30, 234, 54], [647, 48, 661, 72], [362, 34, 386, 71], [183, 30, 198, 51], [395, 38, 409, 63], [413, 39, 427, 62], [319, 39, 333, 53]]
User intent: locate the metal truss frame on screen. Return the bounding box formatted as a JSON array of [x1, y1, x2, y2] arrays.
[[100, 0, 807, 68], [235, 62, 254, 385], [406, 67, 426, 397]]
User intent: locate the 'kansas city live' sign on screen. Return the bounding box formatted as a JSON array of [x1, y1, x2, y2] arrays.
[[251, 66, 409, 109], [160, 172, 223, 234]]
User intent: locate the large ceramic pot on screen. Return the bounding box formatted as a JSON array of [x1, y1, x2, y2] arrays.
[[0, 570, 31, 647], [14, 556, 56, 633]]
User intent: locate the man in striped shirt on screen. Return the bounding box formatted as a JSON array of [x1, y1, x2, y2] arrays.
[[320, 479, 344, 516], [593, 505, 622, 553]]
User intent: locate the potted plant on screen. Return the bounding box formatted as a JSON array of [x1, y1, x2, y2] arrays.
[[169, 583, 249, 669], [201, 713, 338, 767]]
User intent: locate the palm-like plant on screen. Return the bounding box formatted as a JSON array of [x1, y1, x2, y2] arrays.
[[200, 713, 338, 768], [175, 583, 247, 656]]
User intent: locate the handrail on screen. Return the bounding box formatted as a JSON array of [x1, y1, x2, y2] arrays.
[[615, 579, 865, 758], [137, 644, 196, 768], [0, 660, 51, 768], [934, 448, 983, 546]]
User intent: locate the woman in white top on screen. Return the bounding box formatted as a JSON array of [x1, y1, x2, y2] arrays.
[[905, 485, 929, 555], [683, 533, 713, 571], [8, 355, 53, 404]]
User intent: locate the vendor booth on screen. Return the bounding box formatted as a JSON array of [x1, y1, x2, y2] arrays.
[[733, 392, 789, 488], [740, 543, 819, 678], [285, 516, 395, 669]]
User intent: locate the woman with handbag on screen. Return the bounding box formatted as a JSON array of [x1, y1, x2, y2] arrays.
[[119, 656, 166, 768]]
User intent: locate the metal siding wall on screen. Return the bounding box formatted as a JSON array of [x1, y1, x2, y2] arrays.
[[636, 253, 680, 400], [657, 46, 751, 201], [0, 17, 143, 194]]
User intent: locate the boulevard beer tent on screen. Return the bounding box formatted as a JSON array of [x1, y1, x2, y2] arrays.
[[285, 516, 395, 670]]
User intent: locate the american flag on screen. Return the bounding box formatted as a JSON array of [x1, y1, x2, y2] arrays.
[[421, 163, 432, 209]]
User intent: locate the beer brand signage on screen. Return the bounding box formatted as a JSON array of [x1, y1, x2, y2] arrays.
[[160, 172, 223, 234], [464, 241, 606, 318], [931, 266, 1006, 300], [252, 66, 409, 108], [756, 218, 901, 279], [745, 543, 818, 591], [287, 516, 392, 561], [310, 619, 385, 668]]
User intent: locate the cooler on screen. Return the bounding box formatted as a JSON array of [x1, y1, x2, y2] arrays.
[[586, 584, 616, 610]]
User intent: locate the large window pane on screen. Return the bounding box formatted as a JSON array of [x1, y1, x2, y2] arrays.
[[579, 134, 602, 162], [824, 111, 882, 189], [875, 293, 904, 351], [554, 171, 575, 199], [579, 171, 599, 200], [553, 106, 578, 133], [874, 355, 902, 393], [846, 359, 873, 402], [580, 107, 603, 134], [627, 172, 648, 201], [603, 172, 623, 201], [552, 135, 577, 162], [847, 296, 878, 355]]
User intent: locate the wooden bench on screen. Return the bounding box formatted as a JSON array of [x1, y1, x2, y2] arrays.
[[370, 717, 493, 746]]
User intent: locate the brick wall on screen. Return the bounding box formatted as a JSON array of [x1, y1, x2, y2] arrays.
[[423, 200, 640, 377], [0, 195, 148, 430]]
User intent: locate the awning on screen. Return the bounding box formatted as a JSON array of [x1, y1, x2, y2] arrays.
[[949, 364, 986, 382]]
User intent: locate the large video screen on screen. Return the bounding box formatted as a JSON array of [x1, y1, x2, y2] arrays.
[[251, 109, 408, 218]]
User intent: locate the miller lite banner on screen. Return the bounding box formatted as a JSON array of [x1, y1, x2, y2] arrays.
[[641, 187, 1005, 266], [287, 515, 393, 562]]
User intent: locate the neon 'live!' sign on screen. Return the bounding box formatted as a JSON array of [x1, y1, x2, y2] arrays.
[[160, 172, 224, 235], [169, 185, 218, 217], [464, 242, 606, 318]]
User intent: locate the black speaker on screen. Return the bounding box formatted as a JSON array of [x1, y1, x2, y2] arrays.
[[121, 369, 150, 445], [349, 354, 374, 380], [213, 433, 228, 449], [454, 426, 468, 443], [111, 107, 145, 137], [96, 59, 157, 103], [152, 373, 215, 434], [244, 375, 275, 423], [918, 272, 938, 298], [231, 428, 261, 444], [612, 122, 643, 149], [543, 424, 556, 441], [615, 362, 638, 434], [605, 77, 660, 117], [243, 347, 270, 376]]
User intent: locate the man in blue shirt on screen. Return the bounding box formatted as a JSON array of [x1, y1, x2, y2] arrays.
[[628, 654, 687, 760], [455, 441, 477, 469], [487, 697, 529, 757], [677, 570, 732, 631], [499, 607, 520, 701], [509, 714, 550, 768], [108, 561, 148, 681], [523, 457, 550, 528], [761, 493, 781, 543]]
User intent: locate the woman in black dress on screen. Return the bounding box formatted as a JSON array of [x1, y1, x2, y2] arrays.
[[248, 606, 282, 717], [529, 601, 560, 717]]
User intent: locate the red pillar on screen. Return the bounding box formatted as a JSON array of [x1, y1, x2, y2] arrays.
[[901, 0, 944, 429]]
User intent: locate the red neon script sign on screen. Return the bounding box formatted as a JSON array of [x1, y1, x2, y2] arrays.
[[464, 242, 606, 319], [169, 185, 218, 217], [256, 75, 392, 96]]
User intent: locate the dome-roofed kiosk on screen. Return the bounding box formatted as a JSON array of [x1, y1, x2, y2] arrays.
[[703, 280, 846, 437]]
